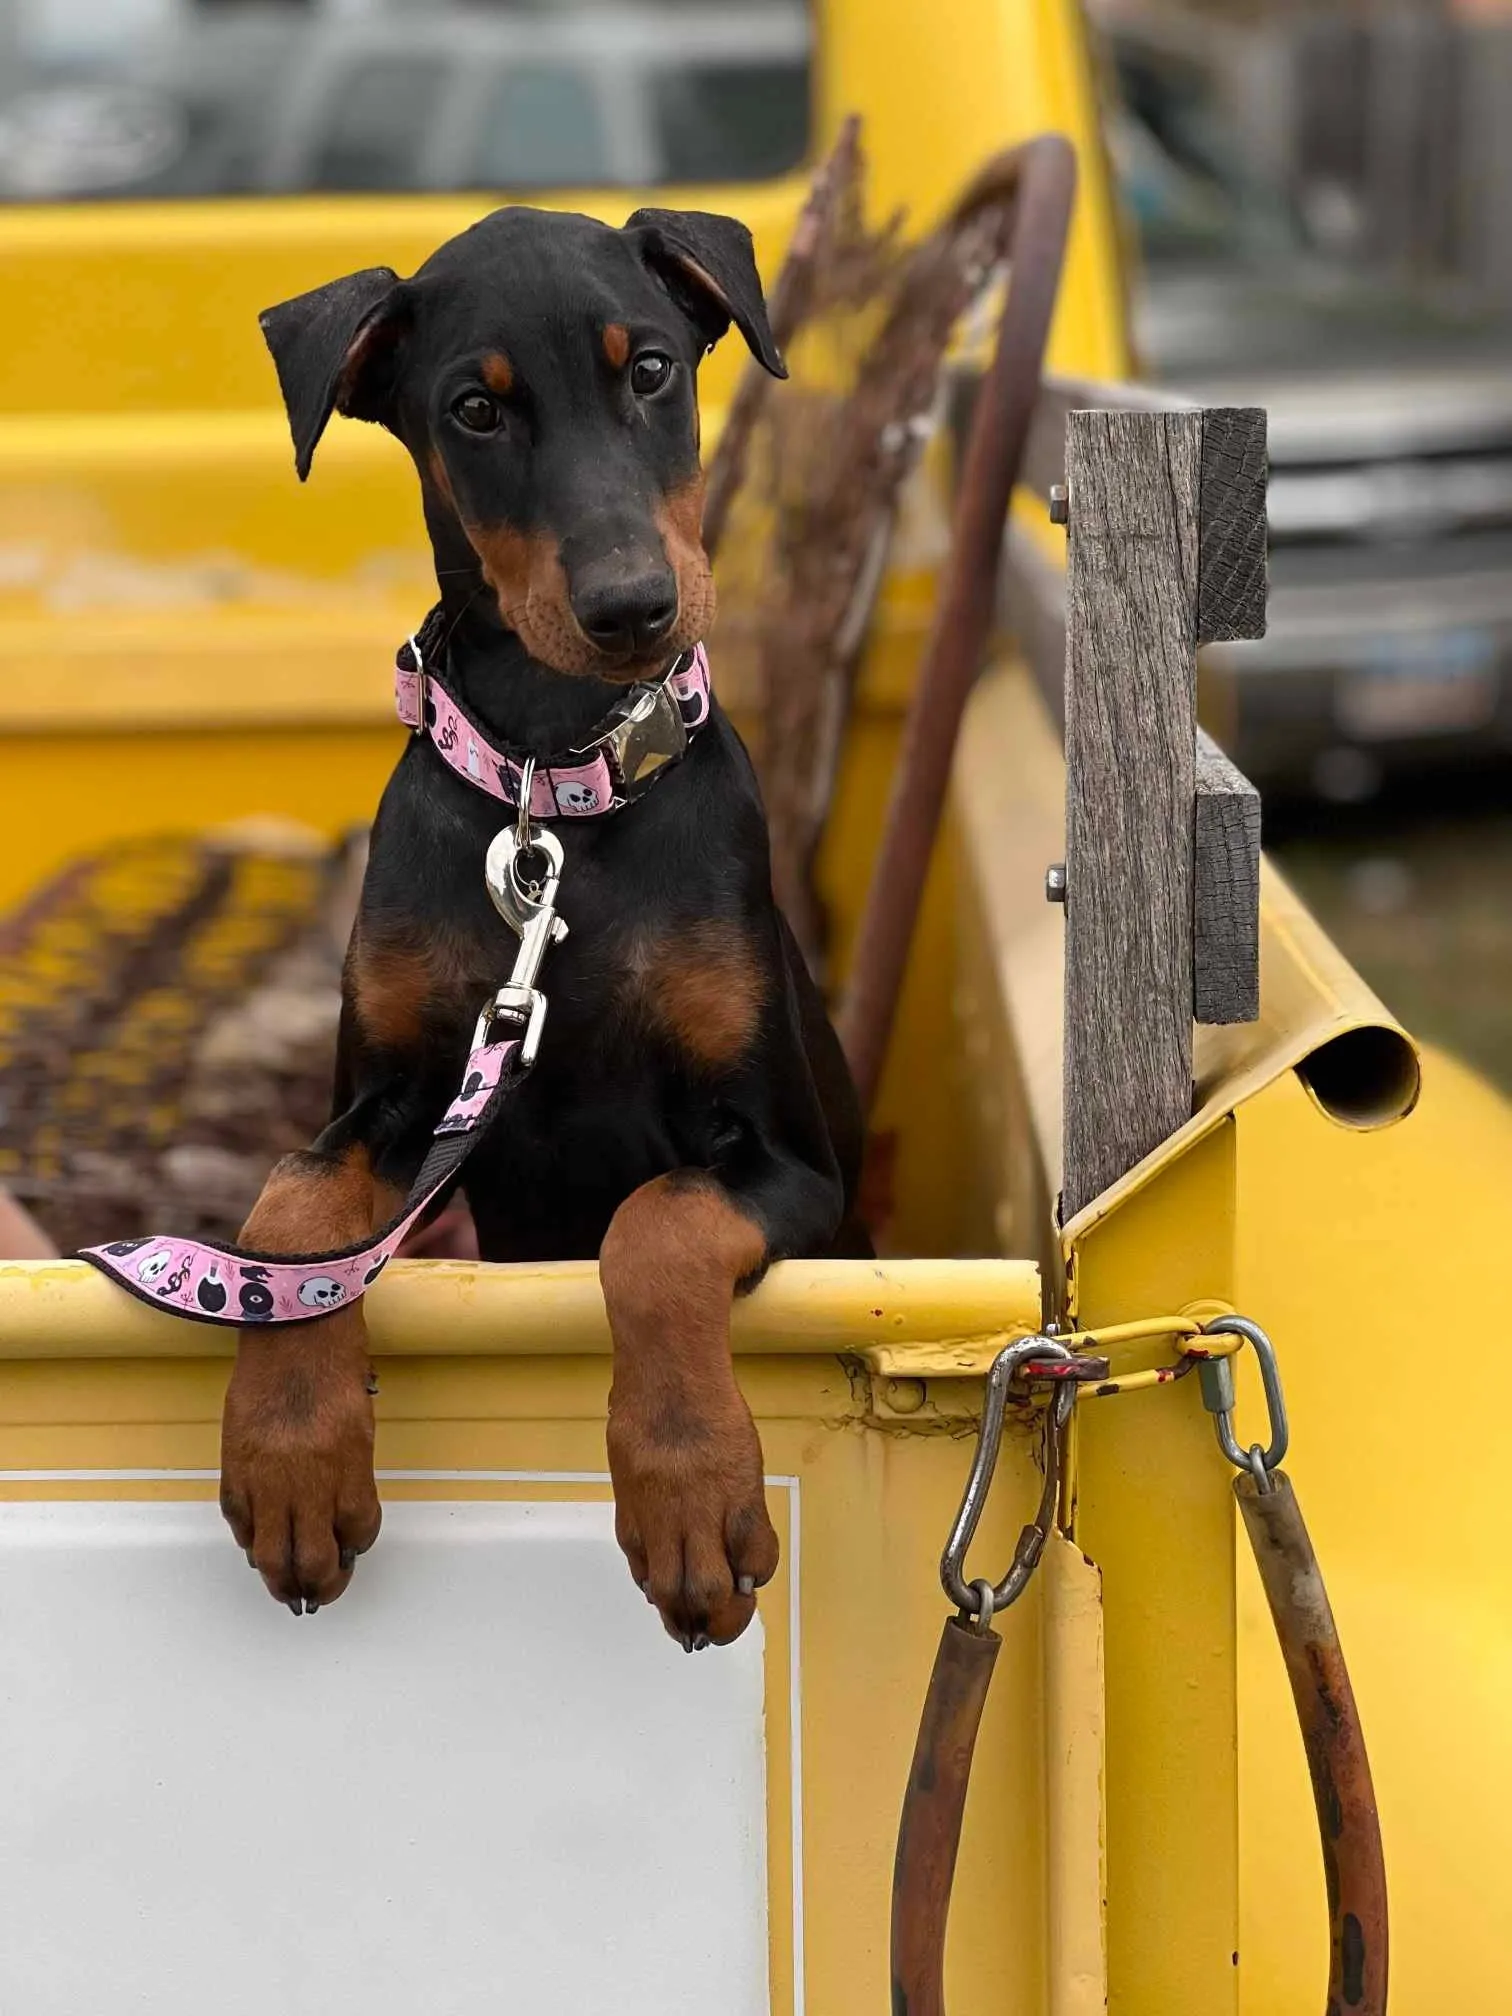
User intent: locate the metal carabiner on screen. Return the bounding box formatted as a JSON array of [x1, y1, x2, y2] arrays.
[[1199, 1314, 1289, 1492], [478, 825, 569, 1071], [940, 1336, 1076, 1621]]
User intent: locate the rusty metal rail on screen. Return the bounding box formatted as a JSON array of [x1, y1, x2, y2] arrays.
[[837, 132, 1077, 1113]]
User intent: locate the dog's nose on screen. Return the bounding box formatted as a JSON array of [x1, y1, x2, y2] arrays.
[[571, 566, 679, 659]]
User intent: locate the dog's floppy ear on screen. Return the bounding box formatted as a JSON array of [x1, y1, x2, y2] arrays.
[[259, 267, 409, 479], [624, 208, 786, 379]]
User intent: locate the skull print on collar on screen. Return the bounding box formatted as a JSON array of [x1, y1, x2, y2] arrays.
[[395, 610, 712, 820]]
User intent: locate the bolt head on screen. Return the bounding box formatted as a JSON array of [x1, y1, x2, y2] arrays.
[[1049, 482, 1069, 526], [1045, 862, 1068, 904]]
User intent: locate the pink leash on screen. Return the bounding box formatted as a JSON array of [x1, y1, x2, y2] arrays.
[[80, 623, 712, 1326]]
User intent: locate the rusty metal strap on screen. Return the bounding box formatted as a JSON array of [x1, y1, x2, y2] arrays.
[[839, 131, 1078, 1114], [890, 1616, 1000, 2016], [1237, 1469, 1389, 2016]]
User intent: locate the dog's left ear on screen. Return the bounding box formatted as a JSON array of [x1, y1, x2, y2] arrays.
[[259, 266, 410, 479], [625, 208, 786, 379]]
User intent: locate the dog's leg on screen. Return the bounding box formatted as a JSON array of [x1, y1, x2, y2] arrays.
[[218, 1133, 405, 1614], [600, 1170, 784, 1650]]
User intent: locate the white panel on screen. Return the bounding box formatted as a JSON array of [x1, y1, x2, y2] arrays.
[[0, 1499, 769, 2016]]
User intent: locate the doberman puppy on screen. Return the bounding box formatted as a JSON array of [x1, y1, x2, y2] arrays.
[[221, 205, 866, 1647]]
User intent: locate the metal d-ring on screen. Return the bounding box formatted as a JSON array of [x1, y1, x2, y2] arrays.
[[516, 754, 538, 854]]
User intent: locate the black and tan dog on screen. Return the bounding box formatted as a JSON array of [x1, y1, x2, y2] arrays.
[[221, 205, 866, 1647]]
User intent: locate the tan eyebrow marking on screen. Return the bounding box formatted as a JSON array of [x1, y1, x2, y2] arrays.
[[481, 352, 514, 394], [602, 323, 632, 370]]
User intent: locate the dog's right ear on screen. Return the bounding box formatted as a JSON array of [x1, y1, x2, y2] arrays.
[[259, 267, 409, 480]]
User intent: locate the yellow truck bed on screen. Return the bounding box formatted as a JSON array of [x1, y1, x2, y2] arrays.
[[1, 1, 1507, 2009]]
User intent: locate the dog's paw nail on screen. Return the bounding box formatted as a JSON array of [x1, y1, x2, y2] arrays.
[[737, 1574, 756, 1597], [692, 1632, 710, 1652], [641, 1579, 654, 1603], [365, 1371, 379, 1396], [681, 1633, 695, 1654], [287, 1598, 303, 1619], [339, 1548, 356, 1573], [305, 1598, 321, 1616], [245, 1549, 257, 1570]]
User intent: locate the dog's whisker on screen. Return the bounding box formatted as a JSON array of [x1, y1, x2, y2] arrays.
[[437, 584, 486, 657]]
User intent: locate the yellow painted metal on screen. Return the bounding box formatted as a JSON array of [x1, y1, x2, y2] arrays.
[[0, 1345, 1057, 2016], [1067, 1124, 1241, 2015], [0, 1254, 1041, 1372], [1233, 1049, 1512, 2012], [1042, 1532, 1107, 2016]]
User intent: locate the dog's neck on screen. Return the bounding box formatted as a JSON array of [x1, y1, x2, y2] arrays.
[[436, 582, 632, 758]]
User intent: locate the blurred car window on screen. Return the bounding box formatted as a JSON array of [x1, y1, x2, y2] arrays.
[[311, 54, 448, 193], [471, 64, 611, 189], [0, 0, 812, 201], [652, 59, 810, 183]]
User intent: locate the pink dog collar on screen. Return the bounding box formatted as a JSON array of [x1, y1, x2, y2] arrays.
[[395, 619, 711, 817]]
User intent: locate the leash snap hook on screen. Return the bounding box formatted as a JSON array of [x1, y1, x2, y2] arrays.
[[481, 825, 569, 1071]]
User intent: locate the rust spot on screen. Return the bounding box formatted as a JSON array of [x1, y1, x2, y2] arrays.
[[621, 920, 765, 1071], [653, 472, 717, 648], [481, 351, 514, 395], [602, 322, 631, 370]]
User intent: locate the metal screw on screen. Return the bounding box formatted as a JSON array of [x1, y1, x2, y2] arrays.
[[1048, 482, 1069, 525], [884, 1377, 927, 1416], [1045, 862, 1067, 904]]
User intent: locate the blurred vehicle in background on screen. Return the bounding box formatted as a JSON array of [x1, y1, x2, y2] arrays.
[[1094, 3, 1512, 800], [0, 0, 811, 198]]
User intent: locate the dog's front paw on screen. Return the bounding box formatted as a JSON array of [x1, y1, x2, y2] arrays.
[[219, 1328, 382, 1615], [606, 1375, 779, 1649]]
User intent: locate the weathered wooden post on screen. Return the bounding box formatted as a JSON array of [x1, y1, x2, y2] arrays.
[[1054, 399, 1267, 2016], [1060, 405, 1266, 1219]]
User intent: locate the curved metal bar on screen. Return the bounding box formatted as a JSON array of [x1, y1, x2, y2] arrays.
[[891, 1614, 1002, 2016], [838, 132, 1079, 1112], [1237, 1469, 1389, 2014]]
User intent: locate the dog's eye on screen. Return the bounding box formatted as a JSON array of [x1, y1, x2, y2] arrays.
[[452, 393, 500, 434], [630, 352, 673, 398]]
